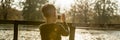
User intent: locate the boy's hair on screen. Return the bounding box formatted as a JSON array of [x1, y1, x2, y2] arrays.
[[41, 4, 56, 18]]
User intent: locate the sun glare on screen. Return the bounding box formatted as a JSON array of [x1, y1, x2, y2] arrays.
[[49, 0, 75, 13]]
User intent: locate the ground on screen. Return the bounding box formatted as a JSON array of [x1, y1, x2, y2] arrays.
[[0, 25, 120, 40]]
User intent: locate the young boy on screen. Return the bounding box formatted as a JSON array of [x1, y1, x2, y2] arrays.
[[39, 4, 69, 40]]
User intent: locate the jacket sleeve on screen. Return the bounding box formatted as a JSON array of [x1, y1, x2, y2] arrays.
[[59, 22, 70, 36]]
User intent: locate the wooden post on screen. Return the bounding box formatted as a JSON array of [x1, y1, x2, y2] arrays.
[[68, 24, 75, 40], [14, 24, 18, 40], [69, 26, 75, 40]]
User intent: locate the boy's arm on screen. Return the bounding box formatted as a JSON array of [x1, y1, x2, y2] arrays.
[[59, 22, 70, 36], [62, 22, 70, 32], [57, 14, 69, 36]]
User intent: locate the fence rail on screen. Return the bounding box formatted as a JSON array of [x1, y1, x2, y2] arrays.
[[0, 20, 44, 40]]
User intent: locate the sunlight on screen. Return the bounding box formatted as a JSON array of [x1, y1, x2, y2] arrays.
[[55, 0, 75, 13], [49, 0, 75, 13], [117, 0, 120, 15], [74, 29, 95, 40], [75, 33, 83, 40], [11, 0, 25, 11]]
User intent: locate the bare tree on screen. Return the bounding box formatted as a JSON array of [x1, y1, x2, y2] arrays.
[[22, 0, 47, 21], [69, 0, 94, 25], [94, 0, 118, 24], [0, 0, 23, 20]]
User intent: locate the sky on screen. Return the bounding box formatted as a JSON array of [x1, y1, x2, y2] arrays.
[[49, 0, 75, 13]]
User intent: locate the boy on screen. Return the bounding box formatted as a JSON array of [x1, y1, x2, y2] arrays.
[[39, 4, 69, 40]]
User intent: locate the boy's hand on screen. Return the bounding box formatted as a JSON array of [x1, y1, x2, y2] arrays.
[[61, 14, 65, 22]]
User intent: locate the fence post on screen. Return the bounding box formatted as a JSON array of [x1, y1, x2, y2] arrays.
[[13, 24, 18, 40]]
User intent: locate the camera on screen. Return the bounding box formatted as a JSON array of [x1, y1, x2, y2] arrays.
[[57, 14, 65, 22]]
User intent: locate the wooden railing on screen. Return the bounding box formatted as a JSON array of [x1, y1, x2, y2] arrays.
[[0, 20, 44, 40]]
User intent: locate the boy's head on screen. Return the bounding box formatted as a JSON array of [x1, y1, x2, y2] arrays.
[[42, 4, 56, 20]]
